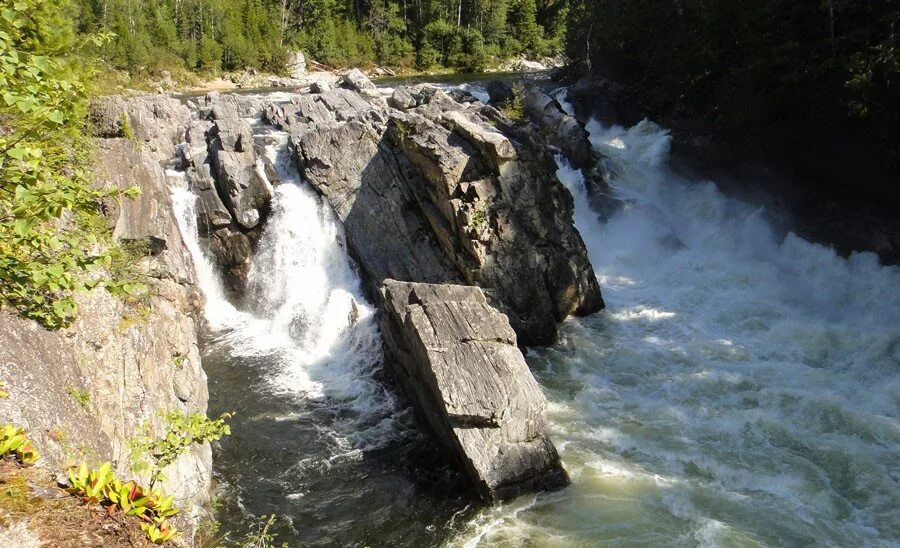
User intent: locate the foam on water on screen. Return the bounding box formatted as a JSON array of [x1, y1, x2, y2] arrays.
[[450, 97, 900, 546]]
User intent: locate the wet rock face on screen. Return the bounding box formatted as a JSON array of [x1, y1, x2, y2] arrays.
[[522, 86, 621, 219], [380, 281, 568, 500], [290, 83, 603, 345]]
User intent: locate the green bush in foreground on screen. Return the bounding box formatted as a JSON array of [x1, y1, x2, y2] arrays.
[[0, 0, 139, 329]]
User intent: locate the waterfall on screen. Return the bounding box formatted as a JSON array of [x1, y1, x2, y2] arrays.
[[169, 131, 401, 441]]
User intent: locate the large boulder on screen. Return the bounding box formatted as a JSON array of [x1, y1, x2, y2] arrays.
[[287, 51, 306, 78], [338, 68, 377, 92], [485, 80, 514, 106], [380, 281, 568, 500]]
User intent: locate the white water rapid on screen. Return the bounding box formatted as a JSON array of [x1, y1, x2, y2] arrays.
[[451, 112, 900, 546]]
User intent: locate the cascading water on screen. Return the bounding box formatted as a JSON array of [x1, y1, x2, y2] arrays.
[[170, 126, 474, 545], [450, 109, 900, 546]]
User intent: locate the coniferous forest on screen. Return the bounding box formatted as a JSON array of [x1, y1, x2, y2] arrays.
[[73, 0, 567, 73], [71, 0, 900, 167]]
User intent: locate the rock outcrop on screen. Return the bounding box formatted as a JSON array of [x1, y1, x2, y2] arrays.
[[169, 77, 605, 501], [522, 86, 620, 218], [380, 281, 568, 500], [90, 94, 191, 163], [289, 83, 603, 345], [0, 137, 210, 532], [248, 79, 604, 499]]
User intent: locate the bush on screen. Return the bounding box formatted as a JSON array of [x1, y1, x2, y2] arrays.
[[0, 0, 139, 329]]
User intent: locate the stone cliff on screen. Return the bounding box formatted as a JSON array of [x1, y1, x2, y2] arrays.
[[1, 97, 212, 534]]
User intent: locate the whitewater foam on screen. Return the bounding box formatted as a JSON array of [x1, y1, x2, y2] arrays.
[[450, 91, 900, 547]]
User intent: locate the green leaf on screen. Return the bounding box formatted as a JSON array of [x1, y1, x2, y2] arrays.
[[13, 218, 33, 236]]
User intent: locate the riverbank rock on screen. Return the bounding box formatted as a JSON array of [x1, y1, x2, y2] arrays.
[[287, 51, 306, 78], [338, 68, 377, 92], [380, 280, 568, 500], [522, 86, 621, 218], [0, 138, 211, 534]]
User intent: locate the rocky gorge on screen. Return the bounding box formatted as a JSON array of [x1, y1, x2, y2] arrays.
[[169, 71, 607, 501], [1, 67, 613, 545], [3, 66, 899, 547]]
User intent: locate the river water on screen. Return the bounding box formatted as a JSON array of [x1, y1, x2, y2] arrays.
[[171, 87, 900, 547]]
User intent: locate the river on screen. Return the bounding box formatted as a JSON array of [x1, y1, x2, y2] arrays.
[[171, 84, 900, 547]]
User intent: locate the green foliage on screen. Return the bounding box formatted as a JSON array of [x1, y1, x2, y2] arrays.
[[470, 203, 488, 228], [0, 380, 8, 399], [119, 113, 136, 142], [66, 461, 181, 544], [75, 0, 289, 75], [503, 85, 526, 122], [66, 385, 92, 409], [73, 0, 562, 74], [566, 0, 900, 162], [0, 424, 39, 465], [129, 411, 232, 489], [239, 514, 288, 548], [0, 0, 141, 329]]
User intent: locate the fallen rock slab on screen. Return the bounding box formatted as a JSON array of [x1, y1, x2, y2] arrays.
[[380, 280, 569, 500]]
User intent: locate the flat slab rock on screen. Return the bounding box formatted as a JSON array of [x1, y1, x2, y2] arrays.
[[380, 280, 568, 500]]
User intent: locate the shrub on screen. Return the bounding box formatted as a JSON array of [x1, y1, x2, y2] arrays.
[[129, 411, 232, 488], [0, 0, 139, 329]]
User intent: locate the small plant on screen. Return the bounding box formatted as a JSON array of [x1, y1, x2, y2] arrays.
[[171, 353, 185, 370], [120, 112, 137, 142], [391, 118, 412, 144], [66, 461, 181, 544], [66, 461, 114, 503], [0, 380, 8, 398], [240, 514, 288, 548], [470, 203, 488, 229], [0, 424, 39, 465], [129, 411, 232, 488], [503, 85, 526, 123], [142, 520, 179, 544], [67, 385, 92, 409]]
